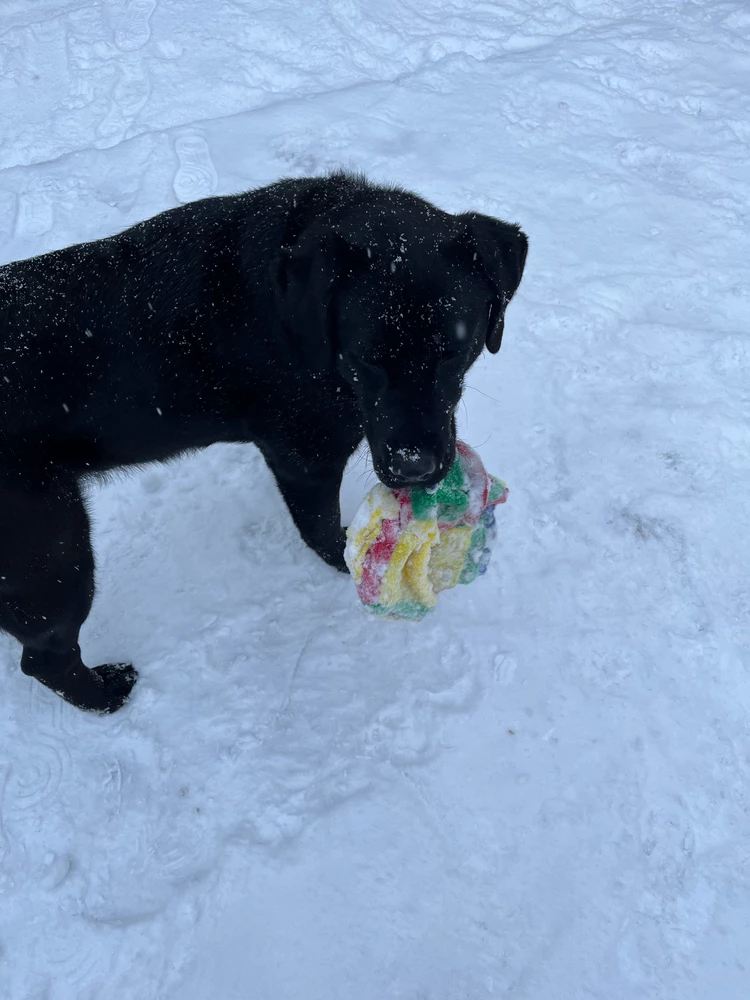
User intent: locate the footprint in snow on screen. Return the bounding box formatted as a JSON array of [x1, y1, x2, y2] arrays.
[[36, 850, 73, 891], [97, 65, 152, 140], [3, 734, 69, 820], [15, 188, 54, 239], [173, 135, 218, 205], [114, 0, 157, 52]]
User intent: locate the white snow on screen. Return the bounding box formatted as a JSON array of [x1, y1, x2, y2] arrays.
[[2, 1, 750, 997]]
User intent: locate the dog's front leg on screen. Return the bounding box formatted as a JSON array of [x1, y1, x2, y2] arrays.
[[263, 452, 351, 572]]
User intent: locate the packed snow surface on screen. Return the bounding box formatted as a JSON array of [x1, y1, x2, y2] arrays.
[[1, 1, 749, 997]]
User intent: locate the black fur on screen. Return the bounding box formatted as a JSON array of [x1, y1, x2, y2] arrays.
[[0, 172, 527, 713]]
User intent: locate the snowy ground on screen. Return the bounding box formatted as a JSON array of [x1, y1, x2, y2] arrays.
[[1, 0, 750, 997]]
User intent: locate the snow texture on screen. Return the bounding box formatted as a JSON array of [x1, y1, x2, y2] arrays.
[[1, 1, 750, 997]]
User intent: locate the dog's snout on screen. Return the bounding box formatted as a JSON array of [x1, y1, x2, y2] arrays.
[[390, 449, 438, 483]]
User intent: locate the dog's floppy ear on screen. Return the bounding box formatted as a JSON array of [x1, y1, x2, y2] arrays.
[[460, 212, 528, 354], [270, 232, 366, 367]]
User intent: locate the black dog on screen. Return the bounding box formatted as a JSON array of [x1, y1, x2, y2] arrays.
[[0, 172, 527, 713]]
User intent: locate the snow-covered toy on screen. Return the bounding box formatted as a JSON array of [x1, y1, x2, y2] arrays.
[[344, 441, 508, 621]]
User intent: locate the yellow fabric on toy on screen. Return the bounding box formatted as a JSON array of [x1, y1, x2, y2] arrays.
[[346, 494, 470, 612], [345, 485, 399, 584], [387, 519, 440, 610], [427, 525, 473, 593]]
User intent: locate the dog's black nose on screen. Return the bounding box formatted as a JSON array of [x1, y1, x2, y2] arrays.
[[390, 449, 438, 483]]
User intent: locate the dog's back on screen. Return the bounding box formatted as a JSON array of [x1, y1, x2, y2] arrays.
[[0, 173, 395, 465]]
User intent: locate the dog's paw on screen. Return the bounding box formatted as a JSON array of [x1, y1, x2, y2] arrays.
[[319, 531, 349, 573], [90, 663, 139, 714], [43, 661, 139, 714], [321, 550, 349, 574]]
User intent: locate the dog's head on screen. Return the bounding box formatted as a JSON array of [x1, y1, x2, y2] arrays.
[[271, 192, 527, 488]]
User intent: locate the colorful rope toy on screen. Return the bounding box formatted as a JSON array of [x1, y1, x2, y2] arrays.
[[344, 441, 508, 621]]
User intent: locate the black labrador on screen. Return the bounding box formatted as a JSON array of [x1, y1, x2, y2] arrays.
[[0, 172, 527, 713]]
